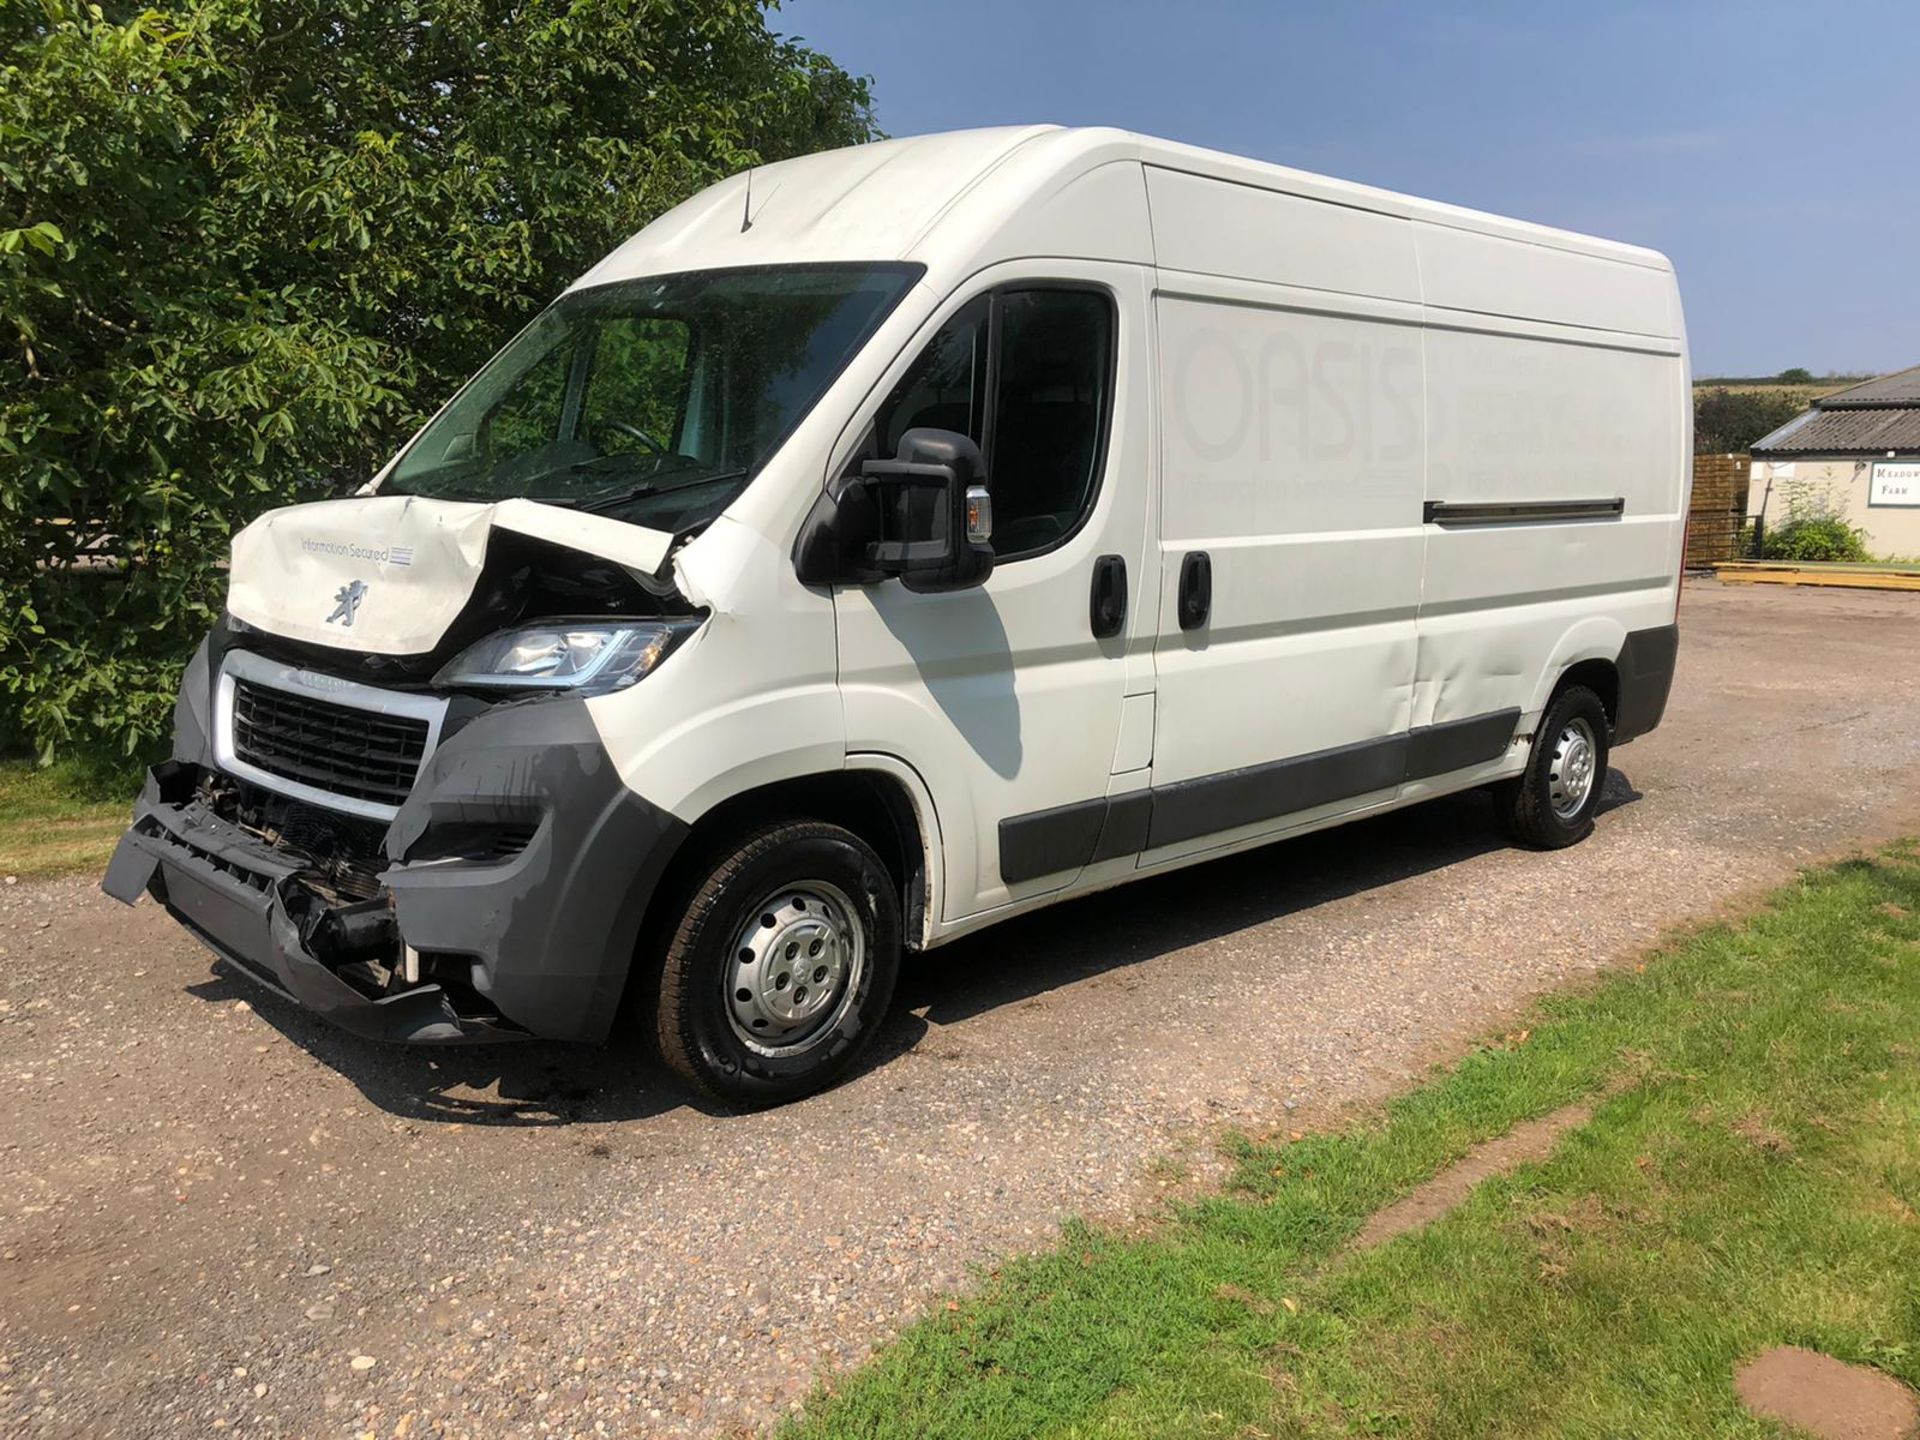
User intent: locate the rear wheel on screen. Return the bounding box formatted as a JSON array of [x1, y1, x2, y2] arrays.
[[653, 820, 900, 1107], [1495, 684, 1610, 849]]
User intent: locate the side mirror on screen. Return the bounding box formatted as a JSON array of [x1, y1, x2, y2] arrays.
[[793, 427, 994, 592], [862, 428, 994, 593]]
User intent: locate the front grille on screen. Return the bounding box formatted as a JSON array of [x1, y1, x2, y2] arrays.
[[231, 678, 429, 808]]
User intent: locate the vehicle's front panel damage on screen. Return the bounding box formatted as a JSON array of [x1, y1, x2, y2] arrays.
[[105, 693, 688, 1044], [102, 497, 697, 1045], [225, 493, 677, 657]]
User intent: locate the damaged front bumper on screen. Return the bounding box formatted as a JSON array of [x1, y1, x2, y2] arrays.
[[105, 770, 516, 1043], [103, 657, 691, 1047]]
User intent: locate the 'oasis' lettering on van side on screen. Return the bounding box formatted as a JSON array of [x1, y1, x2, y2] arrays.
[[1169, 330, 1421, 466]]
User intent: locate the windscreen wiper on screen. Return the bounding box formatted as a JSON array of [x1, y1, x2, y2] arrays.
[[572, 468, 750, 517]]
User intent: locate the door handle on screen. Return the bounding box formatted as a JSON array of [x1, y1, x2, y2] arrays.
[[1090, 554, 1127, 639], [1177, 550, 1211, 631]]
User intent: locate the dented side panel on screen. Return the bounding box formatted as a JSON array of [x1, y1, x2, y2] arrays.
[[1136, 173, 1686, 872], [1417, 313, 1686, 736]]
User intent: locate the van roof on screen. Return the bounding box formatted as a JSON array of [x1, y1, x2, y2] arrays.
[[574, 125, 1673, 291]]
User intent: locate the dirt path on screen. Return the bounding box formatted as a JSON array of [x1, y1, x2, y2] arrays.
[[5, 581, 1920, 1438]]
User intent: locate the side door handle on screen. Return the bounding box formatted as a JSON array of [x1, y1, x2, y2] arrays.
[[1089, 553, 1127, 639], [1177, 550, 1211, 631]]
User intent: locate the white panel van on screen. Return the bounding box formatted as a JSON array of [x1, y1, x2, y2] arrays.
[[105, 127, 1689, 1105]]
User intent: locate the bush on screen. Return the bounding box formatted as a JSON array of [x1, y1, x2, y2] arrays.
[[1763, 517, 1870, 563], [1761, 480, 1870, 563], [0, 1, 878, 760]]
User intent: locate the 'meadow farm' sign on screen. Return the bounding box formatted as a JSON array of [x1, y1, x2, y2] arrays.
[[1870, 462, 1920, 508]]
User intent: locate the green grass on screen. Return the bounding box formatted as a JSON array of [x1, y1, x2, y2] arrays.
[[786, 847, 1920, 1439], [0, 755, 141, 879]]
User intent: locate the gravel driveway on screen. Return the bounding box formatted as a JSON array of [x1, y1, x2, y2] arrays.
[[5, 580, 1920, 1438]]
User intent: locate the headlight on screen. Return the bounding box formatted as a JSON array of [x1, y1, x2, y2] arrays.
[[435, 620, 698, 694]]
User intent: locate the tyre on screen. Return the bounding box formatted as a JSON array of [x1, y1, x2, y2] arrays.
[[653, 820, 901, 1107], [1495, 684, 1611, 849]]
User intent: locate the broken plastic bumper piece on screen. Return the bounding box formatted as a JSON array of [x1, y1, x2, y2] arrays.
[[102, 779, 514, 1045]]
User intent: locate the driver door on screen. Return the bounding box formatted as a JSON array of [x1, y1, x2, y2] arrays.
[[832, 262, 1154, 921]]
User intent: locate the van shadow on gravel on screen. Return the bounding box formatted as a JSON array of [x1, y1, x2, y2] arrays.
[[185, 768, 1637, 1125], [893, 769, 1639, 1030], [185, 967, 710, 1126]]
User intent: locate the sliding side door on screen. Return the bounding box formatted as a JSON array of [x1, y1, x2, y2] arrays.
[[1143, 281, 1428, 862]]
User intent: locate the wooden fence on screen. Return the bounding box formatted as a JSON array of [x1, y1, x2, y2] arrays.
[[1687, 453, 1749, 568]]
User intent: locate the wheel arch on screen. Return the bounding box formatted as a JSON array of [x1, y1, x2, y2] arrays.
[[1556, 657, 1620, 727], [1524, 617, 1628, 729], [637, 761, 940, 972]]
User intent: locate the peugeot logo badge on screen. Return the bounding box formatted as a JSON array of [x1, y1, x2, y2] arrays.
[[326, 579, 368, 627]]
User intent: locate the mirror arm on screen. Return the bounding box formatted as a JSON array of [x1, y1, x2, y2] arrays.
[[793, 472, 886, 587]]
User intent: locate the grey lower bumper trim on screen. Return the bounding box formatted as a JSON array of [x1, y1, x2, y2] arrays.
[[103, 690, 692, 1047], [105, 793, 508, 1044]]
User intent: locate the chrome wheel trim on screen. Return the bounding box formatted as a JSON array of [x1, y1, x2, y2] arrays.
[[725, 880, 865, 1056], [1548, 716, 1599, 821]]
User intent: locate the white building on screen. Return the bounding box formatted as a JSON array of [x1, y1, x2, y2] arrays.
[[1750, 365, 1920, 561]]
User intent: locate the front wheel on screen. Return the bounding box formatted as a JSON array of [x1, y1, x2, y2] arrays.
[[1494, 684, 1611, 849], [653, 821, 901, 1107]]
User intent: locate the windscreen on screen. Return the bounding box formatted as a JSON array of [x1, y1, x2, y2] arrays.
[[384, 263, 920, 533]]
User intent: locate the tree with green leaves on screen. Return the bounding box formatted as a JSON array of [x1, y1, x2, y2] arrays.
[[1694, 387, 1807, 455], [0, 0, 878, 758]]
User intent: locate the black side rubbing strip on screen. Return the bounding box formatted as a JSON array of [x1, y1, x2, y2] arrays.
[[1090, 790, 1151, 863], [997, 708, 1523, 883], [1404, 709, 1522, 782], [1148, 732, 1408, 851], [1424, 497, 1624, 527], [997, 795, 1109, 885]]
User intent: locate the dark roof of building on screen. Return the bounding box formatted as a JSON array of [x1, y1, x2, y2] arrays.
[[1753, 407, 1920, 456], [1814, 364, 1920, 409], [1751, 363, 1920, 456]]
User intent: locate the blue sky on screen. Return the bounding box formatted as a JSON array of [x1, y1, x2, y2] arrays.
[[783, 0, 1918, 377]]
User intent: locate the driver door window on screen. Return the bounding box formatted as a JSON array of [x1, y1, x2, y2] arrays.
[[876, 296, 989, 457], [872, 286, 1114, 560]]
